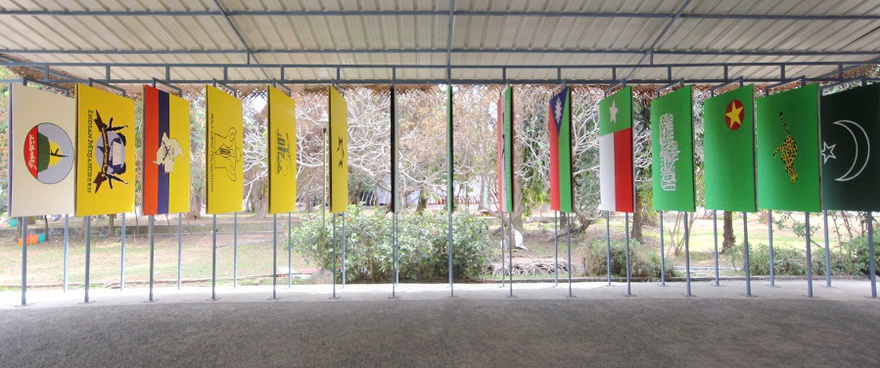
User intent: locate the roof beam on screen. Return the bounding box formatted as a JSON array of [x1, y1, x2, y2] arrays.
[[213, 0, 268, 80], [4, 48, 877, 57], [446, 0, 455, 82], [0, 9, 877, 21], [1, 60, 874, 70], [625, 0, 692, 80]]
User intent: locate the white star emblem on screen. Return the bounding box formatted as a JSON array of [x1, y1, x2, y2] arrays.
[[609, 100, 619, 124], [555, 98, 562, 123], [821, 141, 836, 164]]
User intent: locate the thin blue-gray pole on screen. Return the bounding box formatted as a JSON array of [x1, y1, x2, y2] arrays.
[[567, 212, 573, 297], [288, 212, 292, 288], [744, 212, 751, 297], [508, 212, 514, 297], [177, 215, 182, 290], [148, 215, 155, 301], [120, 213, 126, 291], [392, 208, 398, 298], [685, 212, 691, 296], [769, 210, 775, 286], [625, 213, 631, 296], [448, 204, 453, 298], [342, 214, 347, 287], [84, 216, 92, 303], [868, 212, 876, 298], [332, 213, 337, 299], [660, 211, 666, 286], [713, 211, 719, 286], [500, 217, 505, 287], [554, 211, 559, 286], [233, 212, 238, 289], [21, 218, 27, 306], [63, 214, 69, 293], [211, 215, 217, 301], [823, 210, 831, 287], [605, 211, 612, 285], [806, 212, 813, 298], [272, 214, 277, 299]]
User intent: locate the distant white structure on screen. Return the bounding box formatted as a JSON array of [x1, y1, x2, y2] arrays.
[[501, 229, 528, 251]]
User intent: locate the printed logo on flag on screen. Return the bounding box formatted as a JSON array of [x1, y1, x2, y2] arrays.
[[10, 84, 77, 217], [598, 86, 634, 213], [820, 83, 880, 211], [756, 83, 821, 212], [548, 86, 574, 213], [268, 86, 297, 214], [650, 86, 695, 213], [24, 123, 74, 184], [703, 85, 757, 212], [75, 84, 136, 216]]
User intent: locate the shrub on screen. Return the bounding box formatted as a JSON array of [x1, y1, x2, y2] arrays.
[[577, 237, 672, 280], [728, 242, 824, 276], [289, 206, 493, 282]]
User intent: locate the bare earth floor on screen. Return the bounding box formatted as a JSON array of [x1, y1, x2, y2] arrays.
[[1, 281, 878, 367]]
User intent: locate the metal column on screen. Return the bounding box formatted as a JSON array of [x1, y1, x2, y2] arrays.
[[148, 215, 155, 301], [120, 213, 126, 291], [713, 211, 720, 286]]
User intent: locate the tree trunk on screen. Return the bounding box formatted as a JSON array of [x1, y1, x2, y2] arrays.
[[107, 214, 115, 238], [43, 215, 50, 241], [416, 189, 427, 215], [631, 190, 643, 241], [722, 211, 736, 253], [189, 195, 202, 220]]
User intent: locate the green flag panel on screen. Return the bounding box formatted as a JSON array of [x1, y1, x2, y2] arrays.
[[502, 86, 514, 213], [821, 83, 880, 211], [651, 86, 696, 212], [756, 83, 821, 212], [703, 85, 758, 212]]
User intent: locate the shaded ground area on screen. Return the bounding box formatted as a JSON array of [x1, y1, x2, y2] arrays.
[[1, 282, 878, 367]]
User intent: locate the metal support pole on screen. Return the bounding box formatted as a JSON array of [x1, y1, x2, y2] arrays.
[[769, 210, 775, 286], [273, 214, 277, 299], [233, 212, 238, 289], [21, 218, 27, 306], [211, 215, 217, 301], [288, 212, 292, 288], [120, 213, 126, 291], [332, 214, 337, 299], [685, 212, 692, 296], [713, 211, 720, 286], [823, 210, 832, 287], [554, 211, 559, 286], [448, 207, 454, 297], [177, 215, 182, 290], [149, 215, 155, 301], [744, 212, 751, 297], [508, 212, 514, 297], [500, 216, 505, 288], [392, 209, 398, 298], [659, 211, 666, 286], [606, 211, 612, 285], [342, 214, 347, 287], [63, 214, 69, 293], [806, 212, 813, 298], [567, 212, 573, 298], [868, 212, 877, 298], [625, 213, 631, 296], [84, 216, 92, 303]]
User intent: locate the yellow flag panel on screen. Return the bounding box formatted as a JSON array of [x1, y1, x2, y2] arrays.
[[205, 86, 243, 214], [268, 86, 297, 214], [75, 84, 136, 216], [329, 86, 348, 214]]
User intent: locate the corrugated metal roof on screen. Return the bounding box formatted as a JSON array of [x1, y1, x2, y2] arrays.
[[0, 0, 877, 85]]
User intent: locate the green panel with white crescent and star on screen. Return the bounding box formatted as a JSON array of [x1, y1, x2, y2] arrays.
[[820, 83, 880, 211]]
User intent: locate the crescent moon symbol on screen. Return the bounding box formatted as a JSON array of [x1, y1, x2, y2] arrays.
[[833, 120, 871, 182]]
